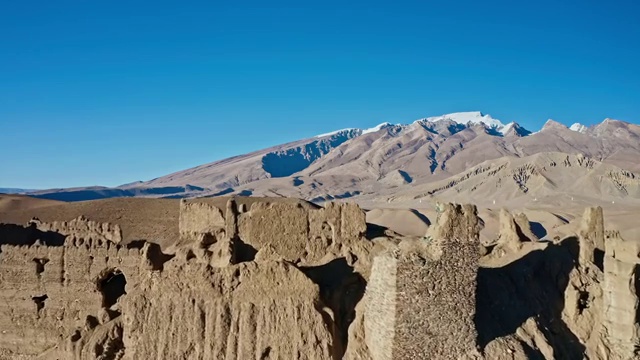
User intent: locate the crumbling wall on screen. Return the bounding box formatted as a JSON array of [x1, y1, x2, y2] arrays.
[[0, 229, 144, 356], [240, 201, 309, 261], [578, 206, 605, 266], [478, 205, 640, 360], [562, 207, 605, 359], [494, 208, 526, 253], [365, 203, 481, 360], [122, 258, 334, 360], [175, 198, 369, 270], [31, 215, 122, 244], [234, 200, 366, 264], [485, 210, 544, 260], [179, 200, 226, 242], [12, 199, 640, 360], [513, 213, 539, 242], [36, 316, 125, 360], [394, 238, 479, 359], [364, 255, 397, 360], [602, 230, 640, 359], [426, 202, 481, 242]]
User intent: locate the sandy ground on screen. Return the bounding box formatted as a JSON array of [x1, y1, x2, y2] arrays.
[[0, 194, 63, 212], [359, 198, 639, 243], [1, 194, 637, 250], [0, 195, 180, 248]]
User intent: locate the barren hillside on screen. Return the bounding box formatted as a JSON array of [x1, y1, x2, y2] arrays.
[[22, 112, 640, 205]]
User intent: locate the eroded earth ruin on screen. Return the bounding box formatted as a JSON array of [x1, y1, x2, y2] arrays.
[[0, 198, 638, 359]]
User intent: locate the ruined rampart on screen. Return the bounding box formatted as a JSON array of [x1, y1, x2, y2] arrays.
[[178, 200, 226, 242], [179, 199, 367, 265], [122, 258, 334, 360], [0, 219, 144, 357], [2, 198, 640, 360], [0, 198, 370, 359], [365, 203, 481, 360], [602, 229, 640, 358], [30, 215, 123, 244]]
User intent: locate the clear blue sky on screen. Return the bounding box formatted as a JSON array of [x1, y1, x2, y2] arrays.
[[1, 1, 639, 189]]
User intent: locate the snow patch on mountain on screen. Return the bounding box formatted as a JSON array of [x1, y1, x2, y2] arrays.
[[362, 122, 394, 134], [569, 123, 588, 133], [316, 122, 398, 138], [316, 128, 358, 138], [499, 122, 515, 135], [313, 111, 617, 140], [423, 111, 506, 129]]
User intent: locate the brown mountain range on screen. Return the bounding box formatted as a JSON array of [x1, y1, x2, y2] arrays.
[[20, 111, 640, 207]]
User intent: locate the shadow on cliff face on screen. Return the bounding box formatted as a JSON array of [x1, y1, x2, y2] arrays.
[[99, 269, 127, 309], [127, 240, 175, 271], [300, 258, 366, 359], [365, 223, 388, 239], [410, 209, 431, 226], [235, 238, 258, 262], [476, 236, 585, 359], [0, 223, 65, 253], [529, 221, 547, 239]]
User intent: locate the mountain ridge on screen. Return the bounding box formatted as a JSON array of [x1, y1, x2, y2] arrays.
[[12, 111, 640, 205]]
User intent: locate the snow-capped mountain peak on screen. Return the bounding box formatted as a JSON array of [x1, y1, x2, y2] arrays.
[[315, 111, 535, 139], [423, 111, 506, 129], [315, 128, 358, 138], [362, 122, 394, 134], [569, 123, 588, 133], [312, 111, 640, 140], [315, 122, 397, 138]]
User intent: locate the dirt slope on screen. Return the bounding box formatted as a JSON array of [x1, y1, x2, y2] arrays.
[[0, 194, 62, 212], [0, 198, 180, 247]]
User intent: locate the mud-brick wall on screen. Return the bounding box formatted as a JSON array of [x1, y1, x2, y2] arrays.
[[364, 238, 479, 360], [179, 201, 226, 241], [239, 202, 310, 260], [33, 216, 123, 244], [178, 199, 367, 263], [0, 244, 65, 354], [122, 261, 334, 360], [364, 255, 397, 360], [602, 231, 640, 358], [235, 201, 366, 263], [394, 239, 479, 359], [0, 239, 144, 356]]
